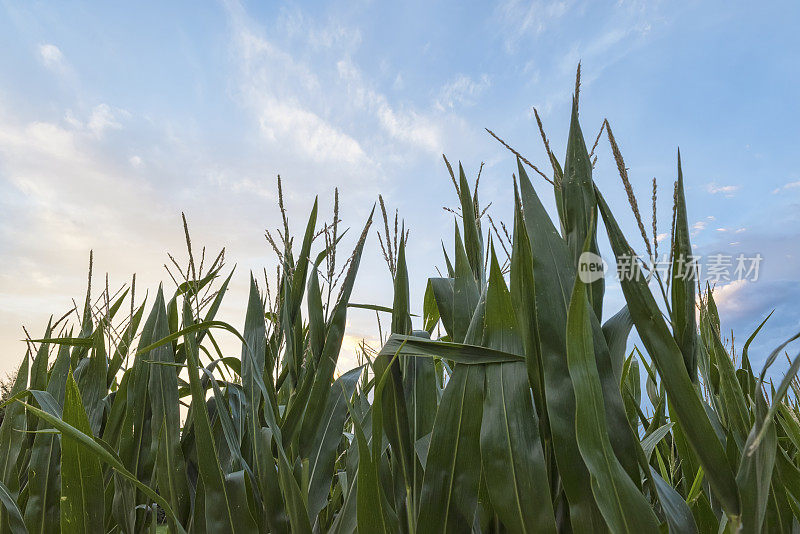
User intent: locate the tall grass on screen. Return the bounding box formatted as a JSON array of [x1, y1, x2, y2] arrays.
[[1, 79, 800, 534]]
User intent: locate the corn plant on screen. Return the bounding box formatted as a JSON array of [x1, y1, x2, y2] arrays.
[[0, 79, 799, 534]]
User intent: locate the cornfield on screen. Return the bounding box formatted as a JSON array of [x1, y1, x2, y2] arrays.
[[2, 81, 800, 534]]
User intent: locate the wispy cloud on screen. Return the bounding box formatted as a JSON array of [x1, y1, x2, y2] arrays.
[[38, 43, 66, 71], [436, 74, 491, 110], [228, 10, 369, 167], [336, 58, 445, 154], [494, 0, 572, 52], [36, 42, 78, 86], [706, 182, 740, 197], [691, 215, 716, 235], [0, 109, 169, 262], [86, 104, 127, 137], [224, 0, 469, 168], [772, 180, 800, 194]]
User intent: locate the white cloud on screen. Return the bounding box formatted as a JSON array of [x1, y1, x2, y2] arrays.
[[87, 104, 126, 137], [495, 0, 571, 51], [38, 43, 65, 71], [253, 94, 367, 165], [377, 105, 441, 153], [228, 5, 372, 168], [772, 180, 800, 194], [61, 105, 126, 138], [227, 0, 457, 164], [706, 182, 740, 197], [437, 74, 491, 110], [707, 279, 749, 314], [0, 114, 162, 254], [691, 215, 716, 236], [336, 58, 444, 154]]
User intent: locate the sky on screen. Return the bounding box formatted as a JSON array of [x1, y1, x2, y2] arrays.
[[0, 0, 799, 378]]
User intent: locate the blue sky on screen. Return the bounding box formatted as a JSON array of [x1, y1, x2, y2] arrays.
[[0, 0, 798, 375]]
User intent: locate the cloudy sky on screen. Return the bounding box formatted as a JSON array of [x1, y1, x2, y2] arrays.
[[1, 0, 798, 377]]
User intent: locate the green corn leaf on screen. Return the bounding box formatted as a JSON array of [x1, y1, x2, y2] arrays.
[[23, 346, 70, 534], [350, 395, 389, 534], [29, 321, 52, 395], [736, 391, 776, 534], [649, 467, 698, 533], [457, 163, 484, 284], [299, 209, 373, 451], [282, 200, 318, 379], [622, 355, 642, 429], [734, 331, 800, 534], [347, 303, 398, 314], [595, 185, 740, 517], [146, 287, 190, 526], [307, 255, 326, 364], [281, 362, 317, 446], [107, 301, 146, 386], [670, 151, 698, 381], [102, 370, 130, 450], [601, 306, 634, 384], [289, 198, 318, 318], [0, 354, 28, 534], [562, 99, 603, 319], [74, 327, 107, 436], [741, 312, 773, 387], [255, 428, 289, 534], [403, 330, 437, 520], [422, 280, 441, 334], [428, 277, 455, 339], [21, 398, 187, 534], [379, 334, 523, 364], [453, 222, 480, 344], [480, 246, 556, 533], [222, 470, 259, 532], [417, 364, 484, 533], [183, 300, 256, 534], [330, 394, 368, 534], [60, 372, 104, 534], [306, 366, 363, 522], [517, 162, 605, 530], [565, 232, 660, 532], [775, 450, 800, 511], [510, 182, 547, 420], [239, 274, 270, 522], [373, 235, 416, 523], [0, 480, 26, 534], [641, 423, 674, 462], [116, 311, 155, 531]]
